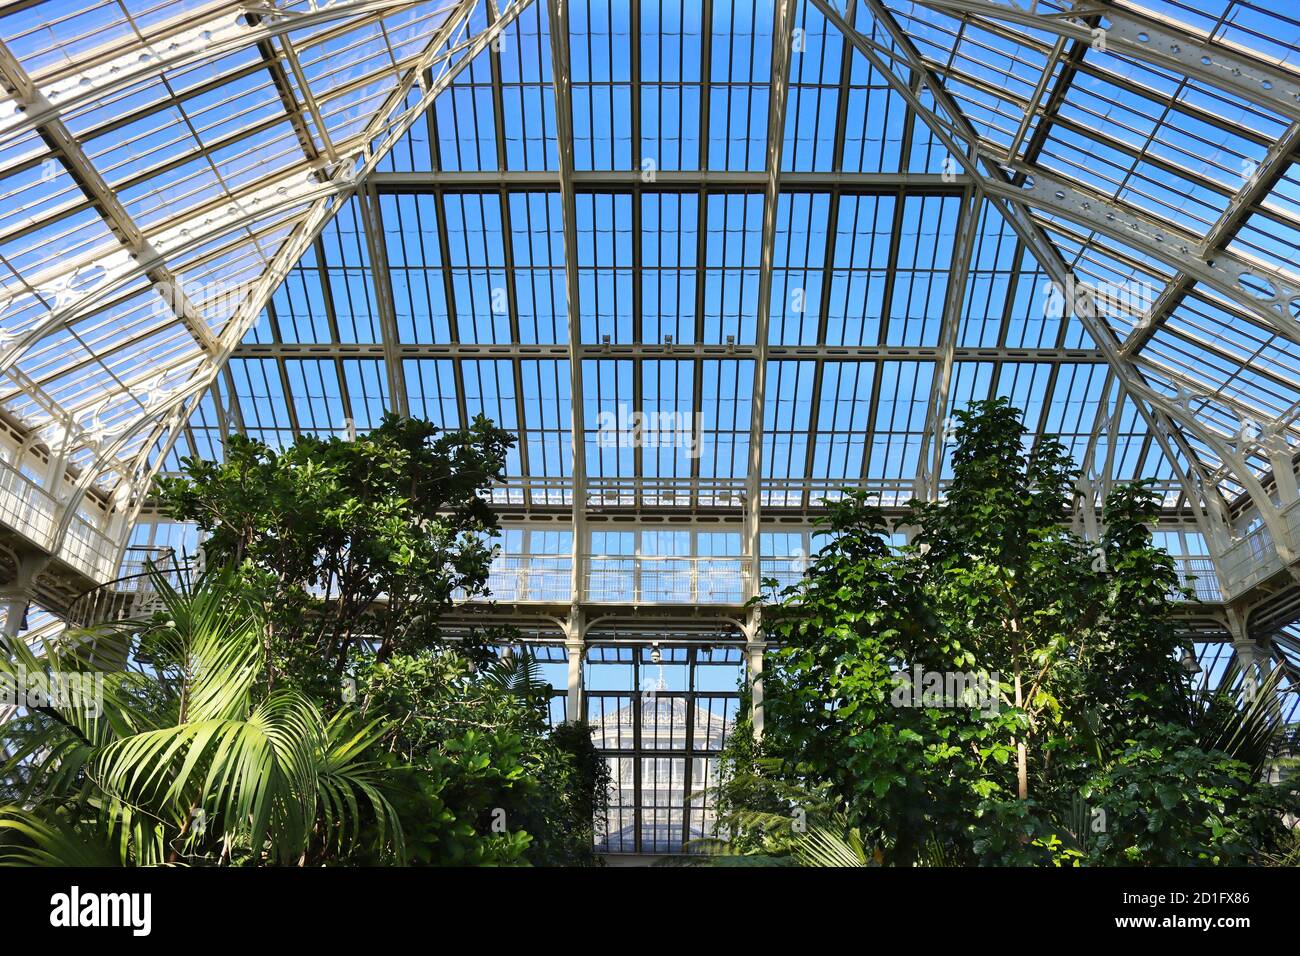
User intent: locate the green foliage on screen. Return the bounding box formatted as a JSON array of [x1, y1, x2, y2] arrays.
[[3, 412, 609, 867], [356, 649, 606, 866], [0, 571, 403, 866], [969, 797, 1085, 867], [549, 719, 612, 856], [791, 820, 874, 867], [156, 413, 514, 696], [725, 397, 1299, 866], [713, 710, 837, 857], [1080, 724, 1295, 866], [0, 578, 607, 868], [1186, 666, 1290, 780], [151, 413, 609, 866]]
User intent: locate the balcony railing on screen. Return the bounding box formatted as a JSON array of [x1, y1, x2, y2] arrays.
[[488, 477, 1191, 511], [585, 555, 749, 604], [61, 550, 1227, 623], [64, 548, 191, 629], [453, 554, 573, 603], [759, 557, 811, 593], [425, 552, 1226, 607], [1174, 557, 1222, 602], [0, 457, 118, 582], [1218, 500, 1300, 600], [0, 461, 56, 548]]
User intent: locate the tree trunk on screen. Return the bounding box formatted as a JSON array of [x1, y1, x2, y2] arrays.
[[1010, 615, 1029, 800], [1016, 741, 1028, 800]]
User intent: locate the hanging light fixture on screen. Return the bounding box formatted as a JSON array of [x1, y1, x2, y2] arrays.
[[1180, 647, 1202, 675]]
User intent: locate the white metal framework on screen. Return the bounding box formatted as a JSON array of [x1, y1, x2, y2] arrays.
[[2, 0, 1300, 847]]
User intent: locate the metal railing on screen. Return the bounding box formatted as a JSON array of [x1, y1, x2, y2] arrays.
[[761, 555, 1223, 603], [424, 552, 1228, 607], [584, 555, 750, 604], [491, 477, 1190, 511], [63, 547, 192, 629], [452, 554, 573, 603], [1220, 523, 1276, 598], [0, 460, 57, 546], [61, 512, 119, 581], [585, 478, 747, 509], [0, 457, 118, 582], [58, 549, 1228, 621], [759, 556, 811, 594], [1174, 557, 1222, 602]]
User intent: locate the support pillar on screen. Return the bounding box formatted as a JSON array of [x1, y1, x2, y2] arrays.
[[745, 610, 765, 741], [565, 609, 585, 724], [1263, 425, 1299, 504], [2, 597, 24, 640], [1074, 476, 1101, 542], [0, 555, 44, 650], [1226, 604, 1271, 702]]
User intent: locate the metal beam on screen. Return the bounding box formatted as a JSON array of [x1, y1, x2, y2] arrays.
[[819, 0, 1287, 575], [0, 2, 499, 379], [911, 0, 1300, 123], [544, 0, 589, 615], [356, 184, 410, 418], [1077, 368, 1119, 492], [1125, 121, 1300, 356], [796, 0, 864, 511], [35, 0, 534, 564], [905, 7, 1279, 150], [370, 169, 968, 188], [485, 0, 536, 510], [228, 341, 1110, 362], [822, 9, 1300, 352], [689, 0, 714, 515], [916, 189, 980, 499], [242, 11, 326, 170], [744, 0, 798, 599], [0, 165, 348, 378], [0, 0, 438, 143], [979, 157, 1300, 348], [0, 41, 218, 358]]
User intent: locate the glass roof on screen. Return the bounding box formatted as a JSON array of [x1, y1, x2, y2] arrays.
[[1, 0, 1299, 564]]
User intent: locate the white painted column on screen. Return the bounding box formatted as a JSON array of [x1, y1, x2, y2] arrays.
[[565, 610, 585, 724], [746, 612, 765, 741], [2, 597, 24, 639]]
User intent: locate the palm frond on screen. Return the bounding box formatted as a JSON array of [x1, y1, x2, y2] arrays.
[[1189, 664, 1286, 779], [3, 570, 403, 866], [0, 808, 121, 867], [793, 824, 872, 867], [316, 712, 405, 862], [481, 649, 546, 696]]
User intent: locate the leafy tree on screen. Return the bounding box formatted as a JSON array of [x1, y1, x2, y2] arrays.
[[156, 413, 514, 695], [154, 413, 614, 866], [0, 576, 611, 868], [905, 398, 1162, 802], [2, 409, 614, 867], [1078, 724, 1292, 866], [356, 649, 608, 866], [0, 572, 403, 866], [549, 718, 613, 862], [724, 398, 1297, 865], [712, 710, 830, 858], [747, 489, 1017, 865]]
